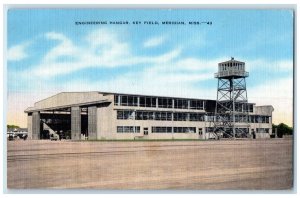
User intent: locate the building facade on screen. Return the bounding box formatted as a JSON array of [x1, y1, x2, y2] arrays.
[[25, 92, 273, 140]]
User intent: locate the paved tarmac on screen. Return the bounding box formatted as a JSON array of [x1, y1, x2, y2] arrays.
[[7, 139, 293, 190]]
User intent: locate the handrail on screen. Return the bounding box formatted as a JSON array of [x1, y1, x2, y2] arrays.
[[214, 71, 249, 78]]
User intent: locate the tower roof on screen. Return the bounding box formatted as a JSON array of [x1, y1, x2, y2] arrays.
[[218, 57, 245, 65]]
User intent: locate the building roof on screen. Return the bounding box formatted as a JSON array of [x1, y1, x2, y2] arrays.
[[25, 91, 259, 113], [218, 57, 245, 65]]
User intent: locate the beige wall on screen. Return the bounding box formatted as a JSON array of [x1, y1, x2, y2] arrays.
[[97, 96, 114, 139], [94, 98, 274, 140], [26, 92, 274, 140], [27, 114, 32, 139], [96, 101, 208, 140], [34, 92, 108, 110]]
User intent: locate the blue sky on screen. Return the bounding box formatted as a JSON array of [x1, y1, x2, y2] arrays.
[[7, 9, 294, 127]]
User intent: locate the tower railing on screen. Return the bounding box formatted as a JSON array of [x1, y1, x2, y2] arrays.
[[214, 71, 249, 78]]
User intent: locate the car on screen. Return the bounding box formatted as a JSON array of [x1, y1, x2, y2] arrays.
[[50, 133, 59, 141], [8, 134, 14, 141]]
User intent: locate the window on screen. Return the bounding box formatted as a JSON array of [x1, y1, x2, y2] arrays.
[[114, 95, 119, 106], [151, 97, 157, 107], [140, 97, 156, 107], [246, 104, 253, 112], [146, 97, 151, 107], [265, 116, 270, 123], [199, 128, 203, 135], [174, 99, 188, 109], [136, 111, 155, 120], [235, 115, 248, 123], [190, 113, 205, 121], [121, 95, 128, 106], [154, 112, 172, 121], [116, 110, 135, 120], [117, 126, 123, 133], [140, 97, 146, 107], [173, 112, 188, 121], [117, 126, 140, 133], [257, 116, 262, 123], [117, 111, 123, 119], [152, 127, 172, 133], [235, 103, 243, 112], [256, 128, 269, 133], [120, 95, 138, 106], [136, 111, 143, 120], [158, 98, 173, 108], [190, 100, 204, 110], [174, 127, 196, 133], [128, 96, 138, 106]]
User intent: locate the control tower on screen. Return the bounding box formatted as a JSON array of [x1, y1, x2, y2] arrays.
[[213, 57, 250, 138]]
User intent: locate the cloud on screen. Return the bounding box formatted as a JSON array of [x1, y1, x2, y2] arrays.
[[7, 28, 293, 128], [143, 35, 167, 48], [7, 42, 30, 61], [248, 77, 293, 126], [245, 59, 293, 73], [25, 29, 181, 78]]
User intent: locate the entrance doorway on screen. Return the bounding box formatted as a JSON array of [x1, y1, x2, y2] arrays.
[[144, 128, 148, 135], [199, 128, 203, 138]]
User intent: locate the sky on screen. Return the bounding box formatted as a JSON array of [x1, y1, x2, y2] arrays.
[[6, 9, 294, 127]]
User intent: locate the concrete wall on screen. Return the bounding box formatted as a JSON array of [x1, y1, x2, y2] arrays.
[[253, 106, 274, 115], [27, 114, 33, 139], [95, 101, 274, 140], [88, 106, 97, 140], [98, 102, 207, 140], [97, 102, 114, 140], [32, 112, 40, 140], [252, 105, 274, 138], [71, 107, 81, 140], [114, 119, 206, 140], [25, 92, 275, 140], [34, 92, 108, 110]]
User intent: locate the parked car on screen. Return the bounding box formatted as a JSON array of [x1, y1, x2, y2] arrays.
[[8, 134, 14, 141], [50, 133, 59, 141]]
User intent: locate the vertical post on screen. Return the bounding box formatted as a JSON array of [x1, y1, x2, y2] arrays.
[[27, 113, 33, 139], [32, 111, 40, 140], [231, 78, 236, 139], [71, 106, 81, 140], [118, 95, 121, 106], [88, 106, 97, 140], [172, 99, 174, 109]]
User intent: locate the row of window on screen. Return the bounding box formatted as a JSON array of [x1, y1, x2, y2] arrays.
[[116, 126, 270, 134], [114, 95, 204, 110], [235, 103, 253, 113], [207, 115, 270, 123], [233, 115, 270, 123], [219, 62, 244, 68], [217, 103, 254, 113], [205, 128, 271, 134], [256, 128, 269, 133], [152, 127, 196, 133], [248, 116, 269, 123], [117, 110, 173, 121], [117, 126, 140, 133], [117, 110, 206, 122], [116, 110, 268, 123]]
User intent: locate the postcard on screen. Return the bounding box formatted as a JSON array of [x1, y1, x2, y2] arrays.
[[6, 7, 294, 191]]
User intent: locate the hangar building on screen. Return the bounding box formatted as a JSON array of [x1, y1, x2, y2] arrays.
[[25, 91, 273, 140]]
